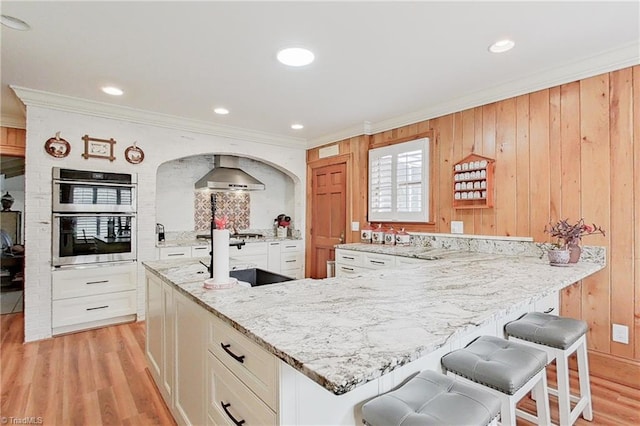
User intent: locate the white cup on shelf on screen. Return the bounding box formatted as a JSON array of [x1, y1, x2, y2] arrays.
[[462, 162, 469, 170], [481, 180, 486, 189], [455, 192, 461, 200], [455, 164, 462, 171]]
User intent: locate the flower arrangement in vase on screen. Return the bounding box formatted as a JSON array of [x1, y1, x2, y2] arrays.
[[544, 218, 605, 264]]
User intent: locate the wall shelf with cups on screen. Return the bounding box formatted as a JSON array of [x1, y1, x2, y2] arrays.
[[453, 154, 495, 209]]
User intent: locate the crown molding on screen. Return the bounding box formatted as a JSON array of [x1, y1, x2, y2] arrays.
[[310, 41, 640, 146], [0, 114, 26, 129], [10, 86, 307, 149], [307, 121, 372, 149]]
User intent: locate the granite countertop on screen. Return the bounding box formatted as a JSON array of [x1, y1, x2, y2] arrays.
[[143, 244, 605, 396], [157, 236, 302, 248]]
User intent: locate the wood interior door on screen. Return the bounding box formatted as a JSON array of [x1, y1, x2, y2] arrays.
[[309, 163, 347, 278]]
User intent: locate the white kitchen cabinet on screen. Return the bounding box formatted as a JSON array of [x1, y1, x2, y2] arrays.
[[278, 240, 304, 279], [363, 253, 396, 269], [267, 242, 281, 272], [159, 246, 191, 259], [51, 262, 137, 335], [174, 290, 207, 426], [534, 292, 559, 315], [230, 242, 268, 270], [190, 244, 210, 258], [207, 352, 277, 426], [145, 273, 175, 406]]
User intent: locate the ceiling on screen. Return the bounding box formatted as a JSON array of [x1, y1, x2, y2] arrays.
[[1, 1, 638, 147]]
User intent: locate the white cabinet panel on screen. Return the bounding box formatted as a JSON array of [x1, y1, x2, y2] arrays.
[[52, 262, 136, 300], [267, 242, 281, 272], [160, 246, 191, 259], [207, 352, 277, 426], [174, 290, 207, 426], [190, 244, 210, 258], [52, 289, 136, 328]]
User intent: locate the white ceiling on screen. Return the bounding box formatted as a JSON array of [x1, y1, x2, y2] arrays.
[[1, 1, 639, 148]]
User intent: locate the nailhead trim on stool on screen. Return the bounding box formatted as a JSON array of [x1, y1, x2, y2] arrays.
[[505, 312, 593, 426], [441, 335, 551, 426], [361, 369, 501, 426]]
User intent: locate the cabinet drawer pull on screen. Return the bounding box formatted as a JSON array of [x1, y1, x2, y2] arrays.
[[221, 343, 245, 363], [270, 242, 279, 245], [342, 256, 355, 260], [341, 266, 354, 271], [85, 280, 109, 285], [285, 245, 297, 249], [285, 259, 296, 263], [543, 307, 554, 314], [167, 253, 185, 257], [370, 260, 385, 265], [221, 402, 245, 426], [86, 305, 109, 311]]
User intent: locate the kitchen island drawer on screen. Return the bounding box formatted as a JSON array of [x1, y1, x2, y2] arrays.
[[207, 352, 276, 426], [280, 252, 301, 269], [208, 314, 278, 409], [52, 262, 136, 300], [52, 289, 136, 328]]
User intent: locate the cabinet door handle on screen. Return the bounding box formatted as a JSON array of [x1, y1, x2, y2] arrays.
[[221, 343, 245, 363], [167, 253, 184, 257], [341, 266, 354, 271], [221, 402, 245, 426], [85, 280, 109, 285], [285, 260, 296, 263], [543, 307, 554, 314], [285, 245, 296, 249], [86, 305, 109, 311], [343, 256, 354, 260], [370, 260, 385, 265]]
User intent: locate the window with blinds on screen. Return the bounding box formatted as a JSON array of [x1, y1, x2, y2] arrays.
[[368, 138, 429, 222]]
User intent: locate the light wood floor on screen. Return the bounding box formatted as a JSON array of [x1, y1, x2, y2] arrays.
[[0, 313, 175, 425], [1, 312, 639, 425]]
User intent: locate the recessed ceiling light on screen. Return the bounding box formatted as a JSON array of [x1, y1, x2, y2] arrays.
[[488, 39, 515, 53], [277, 47, 315, 67], [1, 15, 30, 31], [291, 124, 304, 130], [102, 86, 124, 96], [213, 107, 229, 115]]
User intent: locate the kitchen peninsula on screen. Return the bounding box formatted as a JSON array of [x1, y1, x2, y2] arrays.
[[144, 238, 605, 426]]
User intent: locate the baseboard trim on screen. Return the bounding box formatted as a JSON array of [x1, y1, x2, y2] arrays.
[[588, 351, 640, 390]]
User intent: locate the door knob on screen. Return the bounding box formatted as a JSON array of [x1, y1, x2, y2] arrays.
[[339, 232, 344, 243]]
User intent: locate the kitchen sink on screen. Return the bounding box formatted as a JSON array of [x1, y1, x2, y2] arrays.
[[229, 268, 294, 287]]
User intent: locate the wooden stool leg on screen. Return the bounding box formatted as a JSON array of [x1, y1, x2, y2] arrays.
[[577, 338, 593, 421]]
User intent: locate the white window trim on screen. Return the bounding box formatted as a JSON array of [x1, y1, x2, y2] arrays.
[[368, 137, 429, 222]]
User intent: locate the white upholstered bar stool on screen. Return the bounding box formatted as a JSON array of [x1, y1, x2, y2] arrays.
[[505, 312, 593, 426], [441, 335, 551, 426], [361, 369, 501, 426]]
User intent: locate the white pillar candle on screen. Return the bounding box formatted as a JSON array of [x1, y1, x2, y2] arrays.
[[212, 229, 230, 284]]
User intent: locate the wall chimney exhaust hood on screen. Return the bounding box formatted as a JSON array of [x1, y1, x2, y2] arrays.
[[195, 155, 265, 191]]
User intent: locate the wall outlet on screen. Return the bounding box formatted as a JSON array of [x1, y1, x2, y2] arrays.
[[451, 221, 464, 234], [612, 324, 629, 344], [351, 221, 360, 231]]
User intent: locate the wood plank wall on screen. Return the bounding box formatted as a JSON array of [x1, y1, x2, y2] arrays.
[[307, 65, 640, 386], [0, 127, 26, 156]]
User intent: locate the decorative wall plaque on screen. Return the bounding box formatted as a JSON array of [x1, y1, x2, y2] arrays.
[[82, 135, 116, 161], [124, 143, 145, 164], [44, 132, 70, 158]]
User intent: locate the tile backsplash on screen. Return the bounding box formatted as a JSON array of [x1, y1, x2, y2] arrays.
[[194, 191, 250, 231]]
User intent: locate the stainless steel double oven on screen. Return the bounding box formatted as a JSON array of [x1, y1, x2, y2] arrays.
[[52, 168, 137, 267]]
